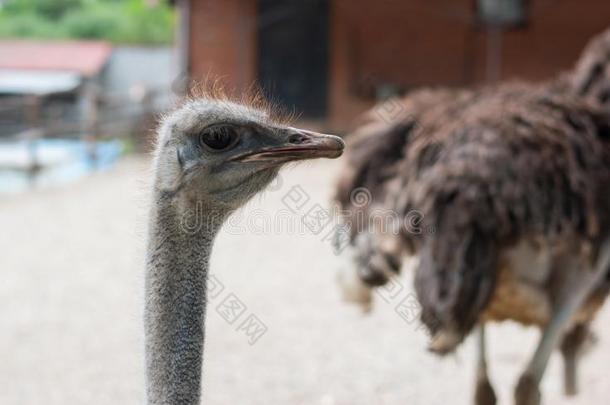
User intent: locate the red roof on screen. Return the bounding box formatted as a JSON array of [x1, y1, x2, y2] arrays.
[[0, 40, 112, 76]]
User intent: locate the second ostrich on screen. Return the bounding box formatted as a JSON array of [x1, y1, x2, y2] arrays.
[[334, 28, 610, 405], [145, 94, 344, 405]]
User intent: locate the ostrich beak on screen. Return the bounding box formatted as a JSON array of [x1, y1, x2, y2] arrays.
[[233, 128, 345, 163]]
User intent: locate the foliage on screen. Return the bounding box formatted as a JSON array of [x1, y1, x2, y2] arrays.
[[0, 0, 174, 44]]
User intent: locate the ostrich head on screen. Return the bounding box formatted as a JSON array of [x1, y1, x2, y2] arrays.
[[145, 93, 344, 405], [153, 97, 344, 210]]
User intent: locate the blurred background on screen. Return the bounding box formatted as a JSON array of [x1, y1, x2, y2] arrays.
[[1, 1, 610, 404]]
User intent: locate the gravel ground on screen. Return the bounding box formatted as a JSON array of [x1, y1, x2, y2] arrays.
[[1, 156, 609, 405]]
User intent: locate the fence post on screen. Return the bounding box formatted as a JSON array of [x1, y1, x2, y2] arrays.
[[24, 95, 43, 186], [82, 83, 100, 169]]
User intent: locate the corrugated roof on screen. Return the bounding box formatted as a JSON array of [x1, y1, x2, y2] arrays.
[[0, 40, 112, 76], [0, 69, 81, 95]]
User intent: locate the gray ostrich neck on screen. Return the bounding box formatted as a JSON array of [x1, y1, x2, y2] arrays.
[[145, 191, 229, 405]]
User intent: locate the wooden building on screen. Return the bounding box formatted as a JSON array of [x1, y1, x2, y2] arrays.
[[173, 0, 610, 130]]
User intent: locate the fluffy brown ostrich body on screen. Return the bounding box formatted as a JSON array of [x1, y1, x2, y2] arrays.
[[334, 29, 610, 405]]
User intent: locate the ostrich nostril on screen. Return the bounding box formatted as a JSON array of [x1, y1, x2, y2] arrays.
[[288, 133, 310, 144]]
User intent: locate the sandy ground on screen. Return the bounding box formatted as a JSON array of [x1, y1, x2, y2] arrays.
[[1, 156, 610, 405]]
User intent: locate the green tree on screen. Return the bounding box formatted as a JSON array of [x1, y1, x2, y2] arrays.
[[3, 0, 83, 20], [0, 0, 174, 44]]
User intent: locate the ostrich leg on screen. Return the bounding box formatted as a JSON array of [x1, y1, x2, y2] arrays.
[[514, 240, 610, 405], [559, 323, 591, 396], [474, 325, 497, 405]]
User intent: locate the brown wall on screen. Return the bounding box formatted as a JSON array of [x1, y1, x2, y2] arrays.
[[329, 0, 474, 127], [329, 0, 610, 128], [186, 0, 610, 129], [188, 0, 257, 93], [486, 0, 610, 81]]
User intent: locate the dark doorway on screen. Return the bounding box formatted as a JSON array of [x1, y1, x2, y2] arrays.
[[257, 0, 329, 118]]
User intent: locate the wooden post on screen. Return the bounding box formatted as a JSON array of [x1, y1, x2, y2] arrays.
[[24, 95, 42, 186], [138, 86, 154, 151], [485, 25, 503, 83], [82, 83, 100, 169]]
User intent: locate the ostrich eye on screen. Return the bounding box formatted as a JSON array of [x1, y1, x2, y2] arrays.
[[198, 126, 239, 151]]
